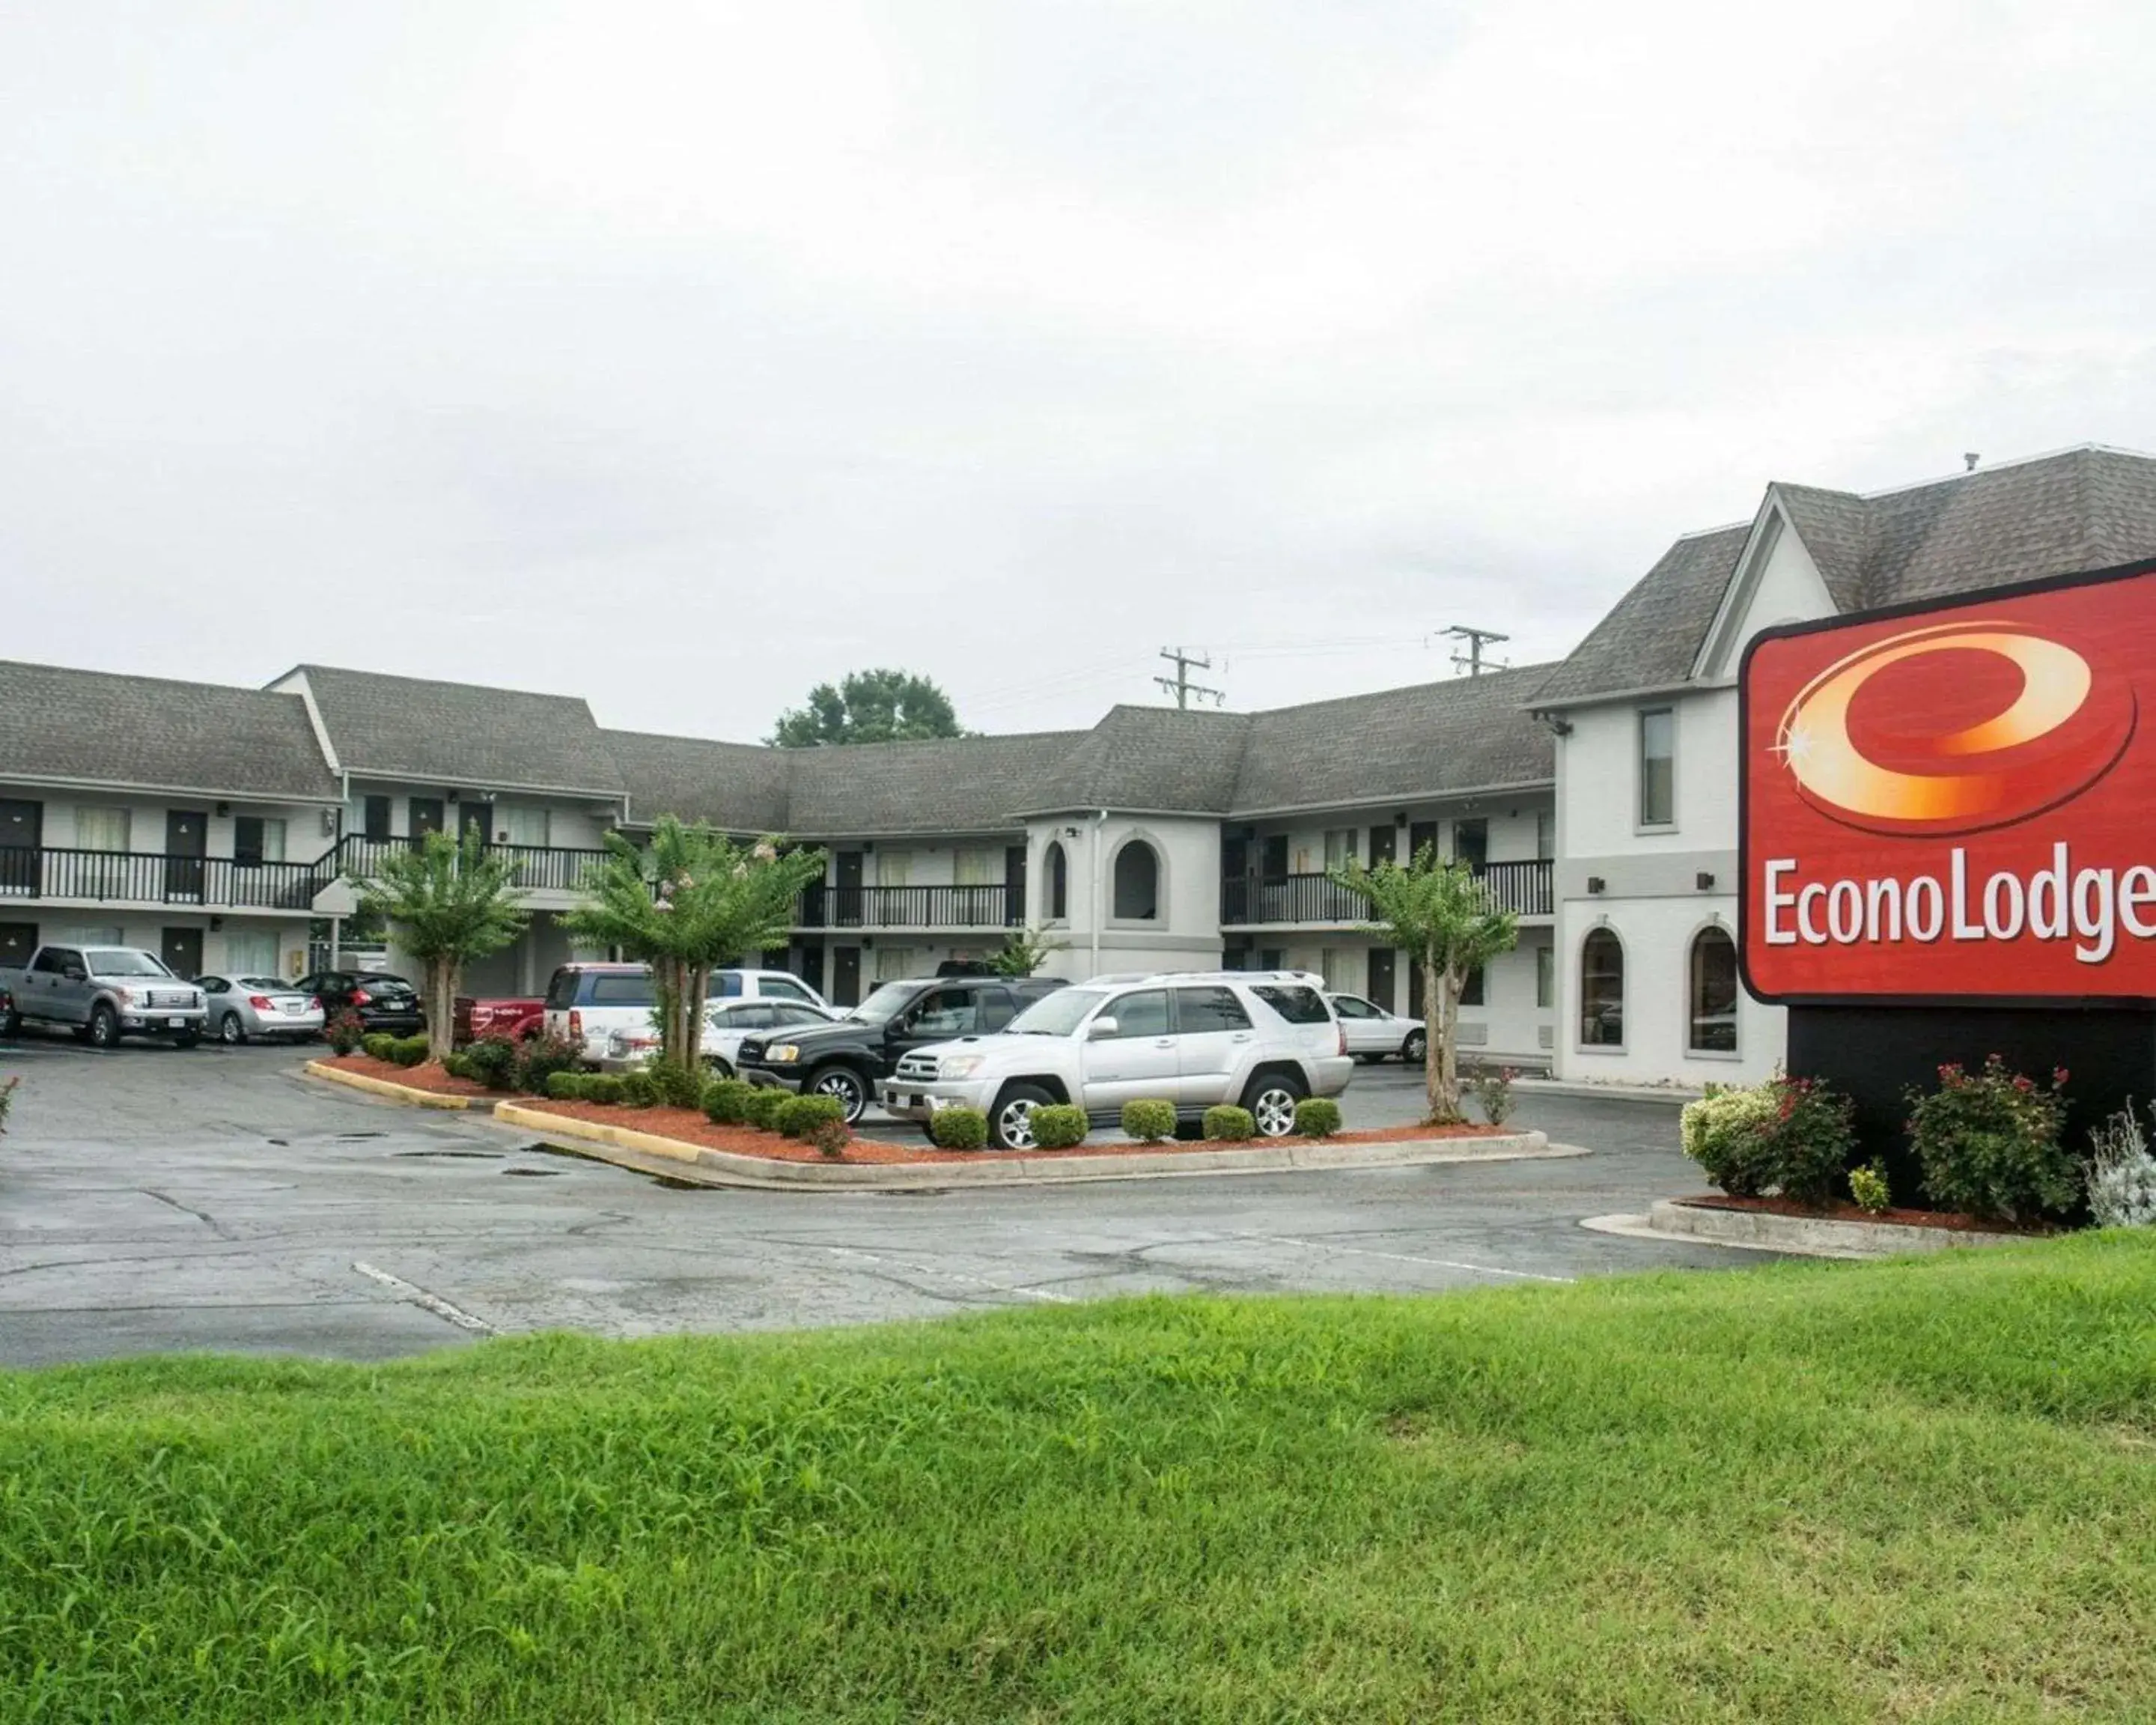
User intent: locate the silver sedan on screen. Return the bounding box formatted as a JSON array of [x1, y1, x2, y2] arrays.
[[1326, 992, 1427, 1063], [198, 975, 326, 1044]]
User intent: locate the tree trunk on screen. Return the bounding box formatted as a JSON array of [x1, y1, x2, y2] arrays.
[[678, 962, 710, 1073], [1422, 941, 1446, 1123], [1434, 964, 1463, 1124], [426, 957, 458, 1062]]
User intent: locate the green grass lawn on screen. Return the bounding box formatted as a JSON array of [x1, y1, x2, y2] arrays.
[[4, 1237, 2155, 1722]]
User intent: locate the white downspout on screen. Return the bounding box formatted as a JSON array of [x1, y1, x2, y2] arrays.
[[1088, 809, 1107, 977]]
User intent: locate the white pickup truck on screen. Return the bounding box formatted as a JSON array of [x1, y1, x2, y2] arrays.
[[0, 943, 207, 1049]]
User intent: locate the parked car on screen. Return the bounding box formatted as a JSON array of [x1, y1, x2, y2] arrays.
[[296, 970, 426, 1035], [543, 964, 832, 1068], [735, 974, 1068, 1124], [0, 943, 207, 1049], [452, 994, 545, 1047], [198, 974, 326, 1044], [880, 970, 1353, 1149], [1327, 992, 1428, 1063], [597, 997, 838, 1074]]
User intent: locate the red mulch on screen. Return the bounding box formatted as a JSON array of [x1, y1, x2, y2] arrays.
[[1676, 1192, 2058, 1235], [323, 1053, 495, 1098], [523, 1099, 1507, 1166]]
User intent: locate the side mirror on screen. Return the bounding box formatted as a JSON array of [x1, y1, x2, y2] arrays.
[[63, 967, 86, 982], [1085, 1016, 1118, 1041]]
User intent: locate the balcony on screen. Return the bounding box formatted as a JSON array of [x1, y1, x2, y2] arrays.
[[0, 845, 335, 913], [1220, 860, 1553, 925], [795, 883, 1015, 931], [334, 836, 615, 894]]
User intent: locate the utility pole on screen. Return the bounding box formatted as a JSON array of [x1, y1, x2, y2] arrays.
[[1155, 646, 1225, 709], [1442, 624, 1510, 678]]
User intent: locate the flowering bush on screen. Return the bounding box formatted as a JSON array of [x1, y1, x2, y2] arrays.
[[1469, 1066, 1517, 1128], [1679, 1071, 1857, 1205], [2086, 1103, 2156, 1229], [1905, 1056, 2077, 1223], [324, 1008, 366, 1056]]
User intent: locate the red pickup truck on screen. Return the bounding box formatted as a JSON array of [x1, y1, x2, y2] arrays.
[[451, 995, 544, 1047]]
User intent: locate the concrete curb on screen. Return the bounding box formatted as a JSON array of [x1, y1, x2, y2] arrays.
[[1517, 1078, 1702, 1104], [489, 1102, 1583, 1190], [1580, 1198, 2035, 1259], [304, 1061, 499, 1113]]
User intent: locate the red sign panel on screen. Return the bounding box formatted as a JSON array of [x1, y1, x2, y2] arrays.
[[1741, 558, 2156, 1004]]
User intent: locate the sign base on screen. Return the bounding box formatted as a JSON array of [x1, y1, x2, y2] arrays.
[[1787, 1005, 2156, 1201]]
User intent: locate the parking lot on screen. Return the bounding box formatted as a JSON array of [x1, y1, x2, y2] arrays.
[[0, 1037, 1764, 1367]]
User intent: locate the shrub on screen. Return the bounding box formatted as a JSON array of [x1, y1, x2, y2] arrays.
[[808, 1118, 850, 1159], [1203, 1105, 1255, 1142], [742, 1088, 788, 1131], [1907, 1056, 2077, 1223], [325, 1010, 366, 1056], [930, 1107, 989, 1151], [462, 1033, 520, 1092], [778, 1095, 849, 1140], [2086, 1103, 2156, 1229], [389, 1035, 430, 1068], [702, 1078, 754, 1126], [1121, 1098, 1177, 1143], [584, 1074, 626, 1105], [1469, 1066, 1517, 1128], [361, 1032, 397, 1062], [515, 1033, 582, 1096], [1029, 1104, 1088, 1149], [545, 1070, 585, 1101], [1679, 1073, 1855, 1205], [1681, 1083, 1780, 1196], [1848, 1163, 1892, 1215], [649, 1062, 705, 1110], [0, 1074, 16, 1134], [618, 1069, 660, 1110], [1293, 1097, 1343, 1139], [441, 1053, 475, 1082]]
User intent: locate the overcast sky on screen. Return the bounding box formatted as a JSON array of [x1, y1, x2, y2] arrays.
[[4, 1, 2152, 740]]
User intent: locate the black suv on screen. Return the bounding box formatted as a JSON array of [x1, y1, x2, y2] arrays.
[[735, 974, 1066, 1123], [297, 970, 426, 1035]]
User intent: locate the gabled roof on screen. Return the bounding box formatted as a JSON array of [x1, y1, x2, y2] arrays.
[[0, 661, 341, 802], [787, 729, 1087, 836], [603, 730, 792, 832], [1229, 663, 1558, 815], [281, 664, 625, 796], [1534, 445, 2156, 708], [1022, 708, 1255, 816]]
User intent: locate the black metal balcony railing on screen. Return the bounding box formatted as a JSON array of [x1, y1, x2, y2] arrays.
[[0, 846, 333, 910], [796, 883, 1015, 930], [1220, 860, 1553, 925], [332, 836, 615, 893]]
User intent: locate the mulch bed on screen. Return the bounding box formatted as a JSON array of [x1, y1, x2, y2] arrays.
[[323, 1053, 497, 1098], [1675, 1192, 2059, 1236], [523, 1100, 1507, 1166]]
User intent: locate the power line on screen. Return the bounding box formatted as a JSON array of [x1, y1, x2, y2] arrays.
[[1154, 646, 1225, 709], [1442, 624, 1510, 677]]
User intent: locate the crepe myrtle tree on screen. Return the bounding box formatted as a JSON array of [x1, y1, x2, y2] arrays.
[[1330, 844, 1519, 1125], [353, 829, 530, 1063], [990, 924, 1068, 978], [564, 819, 826, 1076]]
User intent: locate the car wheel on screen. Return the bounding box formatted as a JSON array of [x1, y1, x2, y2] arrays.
[[0, 1007, 19, 1038], [88, 1005, 121, 1050], [1241, 1070, 1307, 1138], [989, 1082, 1056, 1151], [1401, 1029, 1428, 1065], [218, 1012, 246, 1045], [808, 1065, 868, 1124], [703, 1055, 735, 1080]]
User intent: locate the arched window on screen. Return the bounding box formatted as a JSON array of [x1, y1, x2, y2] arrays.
[[1580, 928, 1624, 1047], [1112, 840, 1160, 920], [1044, 841, 1068, 922], [1687, 925, 1738, 1053]]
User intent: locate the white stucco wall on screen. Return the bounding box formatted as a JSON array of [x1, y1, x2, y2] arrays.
[[1028, 814, 1223, 980]]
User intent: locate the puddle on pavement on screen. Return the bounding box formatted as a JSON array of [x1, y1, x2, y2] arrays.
[[502, 1166, 564, 1177], [392, 1149, 506, 1160], [335, 1132, 385, 1141]]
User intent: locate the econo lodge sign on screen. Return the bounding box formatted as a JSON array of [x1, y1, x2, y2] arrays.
[[1741, 557, 2156, 1004]]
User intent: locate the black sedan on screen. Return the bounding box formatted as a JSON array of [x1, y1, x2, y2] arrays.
[[296, 970, 427, 1035]]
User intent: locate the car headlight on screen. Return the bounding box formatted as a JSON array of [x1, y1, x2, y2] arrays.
[[766, 1044, 800, 1063], [112, 987, 134, 1006], [938, 1055, 985, 1079]]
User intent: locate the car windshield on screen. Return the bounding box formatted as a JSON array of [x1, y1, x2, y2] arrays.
[[85, 949, 171, 977], [1006, 988, 1108, 1036], [368, 976, 415, 993], [237, 976, 290, 991], [846, 982, 923, 1025]]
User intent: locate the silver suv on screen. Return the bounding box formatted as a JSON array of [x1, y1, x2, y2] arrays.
[[880, 970, 1353, 1149]]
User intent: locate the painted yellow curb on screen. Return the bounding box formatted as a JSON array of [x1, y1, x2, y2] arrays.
[[493, 1101, 702, 1163], [304, 1060, 492, 1111]]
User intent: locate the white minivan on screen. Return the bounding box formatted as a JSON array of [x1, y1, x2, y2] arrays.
[[543, 963, 829, 1067]]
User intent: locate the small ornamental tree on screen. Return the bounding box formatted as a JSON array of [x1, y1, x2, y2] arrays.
[[353, 830, 529, 1063], [991, 924, 1068, 978], [564, 819, 826, 1079], [1331, 845, 1519, 1125]]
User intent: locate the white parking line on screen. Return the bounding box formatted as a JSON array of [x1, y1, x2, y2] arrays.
[[815, 1243, 1077, 1303], [351, 1260, 500, 1333], [1250, 1233, 1573, 1284]]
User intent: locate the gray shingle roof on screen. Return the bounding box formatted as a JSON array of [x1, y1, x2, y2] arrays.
[[786, 731, 1088, 836], [0, 661, 341, 801], [1230, 664, 1558, 814], [287, 664, 625, 795], [1533, 445, 2156, 708], [603, 730, 792, 832], [1021, 708, 1255, 815]]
